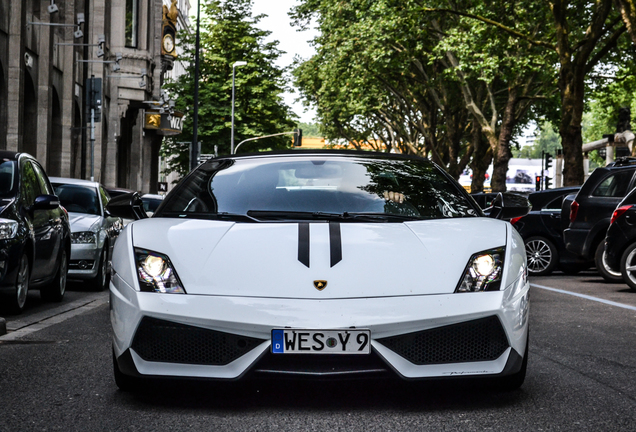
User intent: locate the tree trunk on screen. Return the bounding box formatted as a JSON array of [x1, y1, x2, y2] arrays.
[[557, 64, 585, 186], [469, 121, 492, 193], [490, 88, 518, 192]]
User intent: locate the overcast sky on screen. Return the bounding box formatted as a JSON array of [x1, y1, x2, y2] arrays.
[[251, 0, 318, 123]]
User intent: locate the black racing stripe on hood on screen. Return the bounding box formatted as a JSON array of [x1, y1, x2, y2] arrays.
[[298, 222, 310, 268], [329, 221, 342, 267]]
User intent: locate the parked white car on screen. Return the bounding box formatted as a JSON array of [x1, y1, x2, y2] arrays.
[[106, 151, 530, 391]]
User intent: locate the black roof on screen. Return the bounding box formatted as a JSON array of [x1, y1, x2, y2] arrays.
[[210, 149, 430, 163], [0, 151, 21, 161], [528, 186, 580, 210]]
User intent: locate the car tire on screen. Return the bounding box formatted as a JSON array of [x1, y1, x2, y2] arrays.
[[525, 236, 558, 276], [113, 350, 141, 392], [594, 242, 622, 282], [91, 247, 108, 291], [619, 242, 636, 292], [6, 253, 30, 314], [41, 249, 67, 302]]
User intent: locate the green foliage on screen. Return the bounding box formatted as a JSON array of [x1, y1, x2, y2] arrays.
[[161, 0, 296, 179], [513, 121, 562, 159], [297, 122, 321, 138]]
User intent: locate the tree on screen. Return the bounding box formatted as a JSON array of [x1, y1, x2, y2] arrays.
[[162, 0, 296, 179]]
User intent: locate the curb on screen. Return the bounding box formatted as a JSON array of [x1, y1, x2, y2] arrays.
[[0, 317, 6, 336]]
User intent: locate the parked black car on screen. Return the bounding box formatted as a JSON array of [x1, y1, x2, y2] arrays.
[[563, 158, 636, 282], [604, 188, 636, 291], [511, 186, 588, 275], [0, 151, 71, 313]]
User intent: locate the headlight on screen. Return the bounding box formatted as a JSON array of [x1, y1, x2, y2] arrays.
[[455, 247, 505, 293], [71, 231, 96, 244], [134, 248, 186, 294], [0, 219, 18, 240]]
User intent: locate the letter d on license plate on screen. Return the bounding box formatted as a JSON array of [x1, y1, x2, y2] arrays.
[[271, 329, 371, 354]]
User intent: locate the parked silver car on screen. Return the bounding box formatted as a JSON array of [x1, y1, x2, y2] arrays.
[[50, 177, 123, 290]]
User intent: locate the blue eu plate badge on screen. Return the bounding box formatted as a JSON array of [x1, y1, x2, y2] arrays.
[[271, 329, 285, 353]]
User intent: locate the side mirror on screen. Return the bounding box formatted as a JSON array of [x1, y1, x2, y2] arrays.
[[485, 192, 531, 220], [31, 194, 61, 211], [105, 192, 148, 220]]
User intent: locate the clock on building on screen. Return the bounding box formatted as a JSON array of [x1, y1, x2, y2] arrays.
[[162, 34, 175, 54]]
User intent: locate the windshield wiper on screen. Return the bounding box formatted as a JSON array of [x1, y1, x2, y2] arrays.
[[160, 211, 261, 222], [246, 210, 422, 222]]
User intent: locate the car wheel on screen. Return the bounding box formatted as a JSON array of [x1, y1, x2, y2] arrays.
[[620, 243, 636, 292], [594, 242, 622, 282], [525, 236, 558, 276], [91, 247, 108, 291], [113, 350, 141, 392], [41, 249, 67, 302], [7, 254, 30, 314]]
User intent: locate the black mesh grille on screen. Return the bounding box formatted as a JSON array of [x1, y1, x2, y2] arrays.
[[131, 317, 265, 366], [377, 316, 509, 365]]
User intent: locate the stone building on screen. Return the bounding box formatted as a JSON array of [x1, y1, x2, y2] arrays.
[[0, 0, 189, 192]]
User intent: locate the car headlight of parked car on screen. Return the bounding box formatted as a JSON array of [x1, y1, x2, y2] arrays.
[[71, 231, 96, 244], [455, 247, 505, 293], [0, 218, 18, 240], [135, 248, 186, 294]]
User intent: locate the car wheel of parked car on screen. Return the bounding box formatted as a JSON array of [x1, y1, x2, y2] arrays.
[[91, 247, 108, 291], [41, 249, 67, 302], [619, 243, 636, 292], [594, 242, 623, 282], [7, 254, 30, 314], [525, 236, 558, 276]]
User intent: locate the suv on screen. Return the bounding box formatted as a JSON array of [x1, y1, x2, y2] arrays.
[[511, 186, 587, 275], [563, 158, 636, 281], [604, 187, 636, 291]]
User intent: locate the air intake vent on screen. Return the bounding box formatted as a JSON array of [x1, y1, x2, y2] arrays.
[[378, 316, 508, 365], [131, 317, 264, 366]]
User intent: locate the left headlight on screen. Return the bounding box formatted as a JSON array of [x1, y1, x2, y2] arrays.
[[455, 247, 505, 293], [134, 248, 186, 294], [0, 219, 18, 240], [71, 231, 96, 244]]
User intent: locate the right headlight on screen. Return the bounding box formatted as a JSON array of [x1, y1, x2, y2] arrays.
[[134, 248, 186, 294], [71, 231, 96, 244], [455, 247, 505, 293], [0, 219, 18, 240]]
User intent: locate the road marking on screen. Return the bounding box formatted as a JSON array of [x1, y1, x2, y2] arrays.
[[531, 283, 636, 312], [0, 295, 108, 341]]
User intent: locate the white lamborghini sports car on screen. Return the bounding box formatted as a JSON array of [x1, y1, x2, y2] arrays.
[[107, 151, 531, 391]]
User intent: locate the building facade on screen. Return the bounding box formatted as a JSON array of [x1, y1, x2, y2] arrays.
[[0, 0, 189, 192]]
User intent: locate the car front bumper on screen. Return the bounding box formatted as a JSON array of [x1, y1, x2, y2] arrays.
[[68, 243, 101, 280], [111, 272, 529, 381]]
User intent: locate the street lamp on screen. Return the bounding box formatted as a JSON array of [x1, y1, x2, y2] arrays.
[[191, 0, 202, 171], [231, 61, 247, 155]]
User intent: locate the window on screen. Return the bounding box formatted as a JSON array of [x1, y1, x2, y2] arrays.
[[125, 0, 138, 48], [592, 170, 635, 197], [20, 161, 39, 206]]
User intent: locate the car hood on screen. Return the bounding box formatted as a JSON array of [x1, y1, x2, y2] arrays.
[[68, 212, 102, 232], [127, 217, 509, 299]]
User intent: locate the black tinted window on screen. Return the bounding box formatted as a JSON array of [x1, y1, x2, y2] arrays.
[[592, 170, 634, 197], [53, 184, 100, 215], [0, 160, 16, 198], [159, 156, 478, 221]]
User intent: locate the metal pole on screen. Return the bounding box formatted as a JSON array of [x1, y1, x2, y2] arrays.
[[90, 107, 95, 181], [191, 0, 201, 171], [231, 65, 236, 155]]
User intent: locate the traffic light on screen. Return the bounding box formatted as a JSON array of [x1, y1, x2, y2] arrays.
[[545, 153, 552, 170], [535, 175, 541, 191], [545, 176, 552, 189], [293, 128, 303, 147], [85, 77, 102, 122]]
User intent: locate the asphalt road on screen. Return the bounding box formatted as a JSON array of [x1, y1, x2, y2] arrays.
[[0, 273, 635, 431]]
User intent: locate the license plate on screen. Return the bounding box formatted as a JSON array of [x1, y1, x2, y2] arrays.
[[271, 329, 371, 354]]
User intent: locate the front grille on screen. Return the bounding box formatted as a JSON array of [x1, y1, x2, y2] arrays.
[[131, 317, 265, 365], [252, 351, 390, 377], [377, 316, 509, 365], [69, 260, 95, 270]]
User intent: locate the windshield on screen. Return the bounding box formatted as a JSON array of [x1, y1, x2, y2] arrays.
[[53, 184, 101, 215], [158, 155, 479, 221], [0, 160, 17, 198]]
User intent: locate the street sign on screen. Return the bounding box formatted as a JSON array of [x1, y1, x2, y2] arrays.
[[158, 182, 168, 193]]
